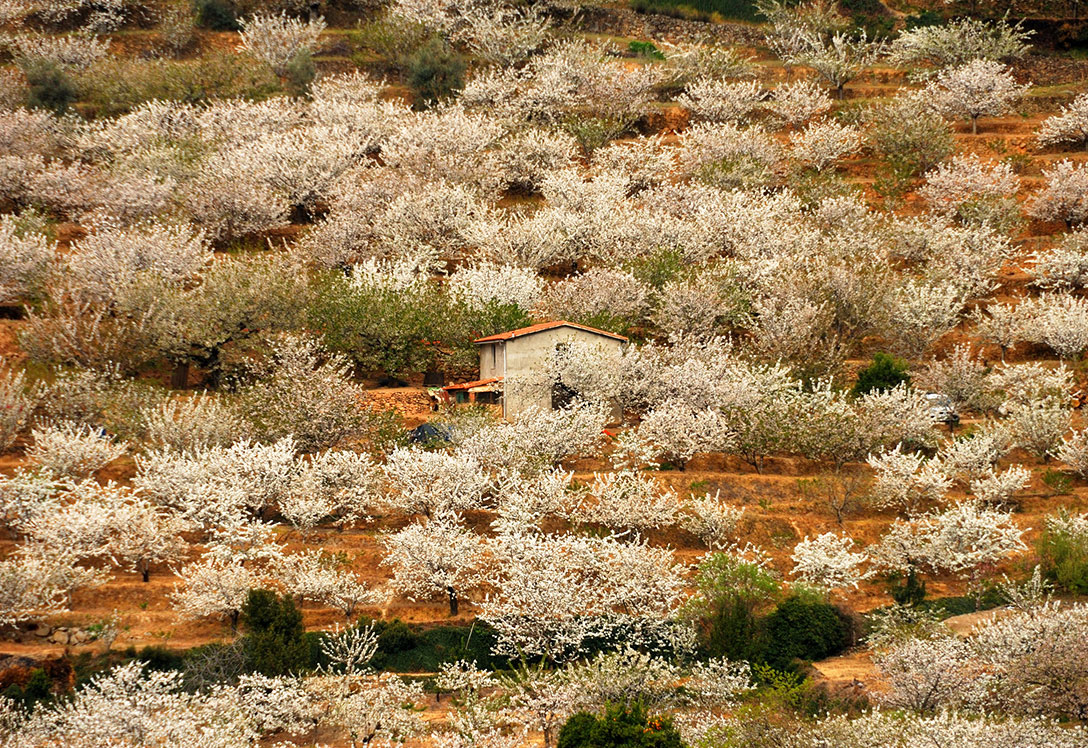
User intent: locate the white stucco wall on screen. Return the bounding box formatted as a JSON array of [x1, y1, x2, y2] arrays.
[[477, 326, 624, 420]]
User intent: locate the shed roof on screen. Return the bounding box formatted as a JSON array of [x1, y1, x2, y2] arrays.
[[442, 377, 502, 392], [473, 321, 628, 344]]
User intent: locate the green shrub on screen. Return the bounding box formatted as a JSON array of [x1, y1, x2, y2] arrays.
[[630, 0, 759, 22], [24, 60, 77, 114], [904, 9, 943, 29], [707, 596, 764, 663], [194, 0, 240, 31], [373, 618, 418, 653], [350, 16, 431, 70], [868, 98, 954, 178], [357, 618, 510, 672], [885, 568, 927, 607], [285, 49, 316, 97], [561, 114, 630, 156], [1043, 469, 1074, 496], [1038, 510, 1088, 594], [686, 552, 780, 659], [628, 41, 665, 60], [134, 645, 187, 671], [760, 596, 849, 670], [404, 37, 465, 108], [2, 669, 53, 709], [851, 352, 910, 397], [308, 271, 440, 376], [240, 589, 310, 676], [558, 704, 684, 748]]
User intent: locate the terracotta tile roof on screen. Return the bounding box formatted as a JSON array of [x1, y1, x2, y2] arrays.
[[442, 377, 502, 391], [473, 320, 629, 344]]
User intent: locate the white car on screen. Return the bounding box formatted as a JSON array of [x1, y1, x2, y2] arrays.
[[925, 393, 958, 425]]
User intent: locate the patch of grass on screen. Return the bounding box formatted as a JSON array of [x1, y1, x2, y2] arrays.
[[629, 0, 761, 24]]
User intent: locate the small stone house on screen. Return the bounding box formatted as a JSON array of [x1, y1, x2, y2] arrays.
[[467, 321, 628, 420]]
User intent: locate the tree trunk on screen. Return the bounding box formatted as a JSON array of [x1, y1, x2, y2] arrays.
[[447, 587, 458, 617], [971, 117, 978, 136], [170, 361, 190, 390], [141, 566, 150, 583]]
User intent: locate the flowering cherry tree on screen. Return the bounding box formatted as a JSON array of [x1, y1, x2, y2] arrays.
[[1038, 93, 1088, 151], [275, 550, 381, 619], [919, 154, 1019, 219], [108, 495, 191, 582], [578, 469, 681, 533], [789, 119, 862, 172], [927, 59, 1029, 135], [1057, 428, 1088, 477], [171, 555, 263, 630], [678, 78, 766, 123], [0, 554, 69, 625], [0, 214, 54, 304], [681, 491, 745, 549], [382, 447, 491, 517], [481, 530, 687, 663], [27, 422, 128, 478], [1031, 229, 1088, 289], [0, 360, 32, 452], [614, 403, 733, 471], [1031, 159, 1088, 226], [767, 79, 832, 127], [889, 16, 1033, 68], [791, 532, 869, 592], [1017, 293, 1088, 359], [380, 511, 486, 617], [239, 12, 326, 75]]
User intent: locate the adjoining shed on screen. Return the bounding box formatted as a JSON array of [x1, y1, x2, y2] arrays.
[[461, 320, 628, 420]]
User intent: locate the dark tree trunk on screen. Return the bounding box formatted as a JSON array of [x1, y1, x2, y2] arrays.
[[447, 587, 458, 617], [171, 361, 190, 390]]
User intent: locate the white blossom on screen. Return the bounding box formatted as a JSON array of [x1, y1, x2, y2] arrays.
[[970, 465, 1032, 507], [27, 422, 127, 478], [0, 213, 55, 304], [890, 16, 1033, 68], [170, 555, 262, 628], [868, 446, 951, 513], [919, 154, 1019, 217], [767, 79, 832, 127], [381, 511, 486, 617], [1031, 159, 1088, 225], [678, 78, 765, 123], [681, 491, 745, 549], [1038, 92, 1088, 150], [1031, 229, 1088, 289], [927, 59, 1029, 134], [791, 532, 869, 591], [578, 469, 680, 533], [788, 119, 861, 171], [382, 447, 491, 517], [0, 360, 32, 452], [238, 12, 326, 75], [1057, 428, 1088, 477]]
